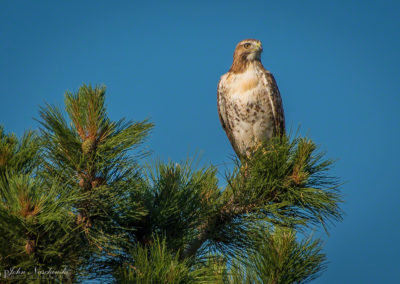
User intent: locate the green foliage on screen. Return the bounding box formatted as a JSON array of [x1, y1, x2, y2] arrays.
[[37, 85, 153, 276], [115, 237, 218, 283], [0, 126, 40, 176], [133, 161, 221, 253], [0, 84, 343, 283], [227, 136, 342, 229], [0, 173, 80, 268], [39, 85, 152, 186], [182, 136, 342, 265], [0, 128, 78, 282], [226, 227, 326, 284]]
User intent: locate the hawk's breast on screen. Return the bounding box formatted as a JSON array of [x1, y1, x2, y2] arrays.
[[224, 64, 275, 156]]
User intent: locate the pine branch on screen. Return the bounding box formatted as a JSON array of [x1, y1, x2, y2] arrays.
[[37, 84, 153, 276], [114, 236, 219, 283], [0, 126, 40, 177], [226, 227, 326, 284], [0, 172, 81, 280], [133, 160, 220, 254], [184, 135, 342, 259]]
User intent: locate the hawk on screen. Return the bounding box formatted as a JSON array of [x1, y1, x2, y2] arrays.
[[217, 39, 285, 158]]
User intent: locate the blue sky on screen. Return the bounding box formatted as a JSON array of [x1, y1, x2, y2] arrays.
[[1, 1, 399, 282]]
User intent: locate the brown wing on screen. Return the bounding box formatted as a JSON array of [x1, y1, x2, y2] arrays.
[[262, 70, 286, 136], [217, 75, 241, 157]]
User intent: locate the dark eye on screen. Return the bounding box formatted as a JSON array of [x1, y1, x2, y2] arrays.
[[243, 43, 251, 49]]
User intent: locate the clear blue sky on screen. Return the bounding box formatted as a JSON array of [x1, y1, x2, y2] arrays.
[[1, 1, 399, 283]]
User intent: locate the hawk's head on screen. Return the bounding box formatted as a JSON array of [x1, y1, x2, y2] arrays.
[[235, 39, 263, 61], [230, 39, 263, 73]]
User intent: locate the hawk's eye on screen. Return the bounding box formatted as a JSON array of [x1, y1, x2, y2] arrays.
[[243, 43, 251, 49]]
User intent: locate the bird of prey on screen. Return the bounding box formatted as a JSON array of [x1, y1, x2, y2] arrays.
[[217, 39, 285, 158]]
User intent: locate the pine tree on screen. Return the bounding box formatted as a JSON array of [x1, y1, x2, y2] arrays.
[[0, 127, 81, 282], [0, 85, 343, 283]]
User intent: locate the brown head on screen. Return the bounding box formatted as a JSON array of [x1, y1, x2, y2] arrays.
[[230, 39, 263, 73]]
